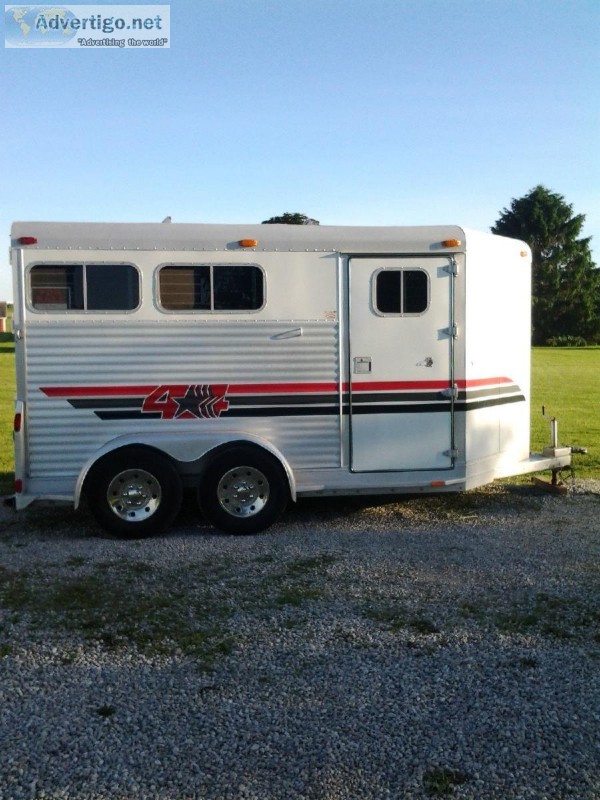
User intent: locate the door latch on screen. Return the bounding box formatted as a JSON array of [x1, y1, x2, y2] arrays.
[[353, 356, 372, 374], [440, 385, 458, 400]]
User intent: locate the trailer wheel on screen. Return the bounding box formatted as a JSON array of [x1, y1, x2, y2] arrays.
[[86, 448, 183, 539], [199, 446, 289, 535]]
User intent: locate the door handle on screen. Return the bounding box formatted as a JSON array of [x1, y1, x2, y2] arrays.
[[353, 356, 372, 374]]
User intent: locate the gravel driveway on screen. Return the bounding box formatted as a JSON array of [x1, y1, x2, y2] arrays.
[[1, 482, 599, 800]]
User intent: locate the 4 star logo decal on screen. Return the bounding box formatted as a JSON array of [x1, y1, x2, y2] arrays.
[[142, 384, 230, 420]]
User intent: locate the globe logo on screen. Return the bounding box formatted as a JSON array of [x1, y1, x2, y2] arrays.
[[5, 6, 79, 46]]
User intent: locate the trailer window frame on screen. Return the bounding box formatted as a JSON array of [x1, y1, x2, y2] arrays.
[[372, 267, 430, 316], [156, 262, 266, 314], [27, 262, 141, 313]]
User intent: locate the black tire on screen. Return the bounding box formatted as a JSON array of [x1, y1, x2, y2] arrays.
[[199, 446, 289, 534], [86, 447, 183, 539]]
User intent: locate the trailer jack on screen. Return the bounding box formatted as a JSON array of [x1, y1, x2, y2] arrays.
[[532, 465, 574, 495], [531, 408, 587, 494]]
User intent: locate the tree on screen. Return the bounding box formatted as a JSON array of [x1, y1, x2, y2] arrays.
[[492, 185, 600, 344], [261, 212, 319, 225]]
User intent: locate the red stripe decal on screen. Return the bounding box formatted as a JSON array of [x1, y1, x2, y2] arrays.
[[457, 377, 514, 389], [227, 382, 341, 395], [351, 377, 514, 392], [41, 386, 157, 398], [41, 377, 516, 399]]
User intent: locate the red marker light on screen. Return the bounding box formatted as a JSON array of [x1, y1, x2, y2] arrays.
[[14, 479, 23, 494], [13, 413, 22, 433], [18, 236, 38, 245]]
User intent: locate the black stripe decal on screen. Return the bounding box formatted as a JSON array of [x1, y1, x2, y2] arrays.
[[94, 394, 524, 420], [227, 394, 337, 407], [94, 406, 340, 421], [460, 385, 522, 400], [77, 387, 521, 412], [349, 391, 444, 403], [95, 411, 163, 420], [70, 398, 144, 409], [457, 394, 525, 412]]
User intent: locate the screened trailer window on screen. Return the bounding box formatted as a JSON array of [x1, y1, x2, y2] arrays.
[[29, 264, 139, 311], [159, 265, 264, 311], [375, 269, 428, 315]]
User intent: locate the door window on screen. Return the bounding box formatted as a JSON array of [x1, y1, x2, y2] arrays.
[[374, 269, 428, 315]]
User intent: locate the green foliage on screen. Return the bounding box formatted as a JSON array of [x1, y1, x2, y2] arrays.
[[494, 593, 599, 639], [461, 589, 599, 641], [0, 560, 236, 670], [423, 768, 470, 796], [272, 585, 323, 607], [261, 212, 319, 225], [364, 604, 440, 635], [546, 335, 588, 347], [492, 185, 600, 344], [96, 705, 116, 718]]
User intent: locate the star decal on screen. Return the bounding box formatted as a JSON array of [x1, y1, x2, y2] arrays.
[[173, 385, 229, 419]]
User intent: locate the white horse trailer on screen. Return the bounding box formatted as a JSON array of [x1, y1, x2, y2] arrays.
[[9, 221, 571, 536]]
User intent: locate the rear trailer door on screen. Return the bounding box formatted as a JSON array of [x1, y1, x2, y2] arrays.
[[348, 256, 456, 471]]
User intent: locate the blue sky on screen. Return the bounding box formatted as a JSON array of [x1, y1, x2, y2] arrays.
[[1, 0, 599, 300]]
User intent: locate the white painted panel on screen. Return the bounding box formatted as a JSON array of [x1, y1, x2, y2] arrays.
[[352, 413, 452, 471], [349, 257, 454, 471]]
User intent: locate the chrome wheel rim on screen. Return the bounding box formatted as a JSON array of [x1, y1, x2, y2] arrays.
[[217, 466, 269, 518], [107, 469, 162, 522]]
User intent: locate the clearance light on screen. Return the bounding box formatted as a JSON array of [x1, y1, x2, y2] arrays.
[[14, 479, 23, 494], [18, 236, 38, 245], [239, 239, 258, 248], [520, 250, 528, 257], [442, 239, 461, 248], [13, 413, 22, 433]]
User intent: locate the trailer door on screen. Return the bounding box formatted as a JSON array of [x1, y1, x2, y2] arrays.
[[349, 256, 456, 471]]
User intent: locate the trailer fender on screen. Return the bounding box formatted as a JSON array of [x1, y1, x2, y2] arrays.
[[74, 431, 297, 509]]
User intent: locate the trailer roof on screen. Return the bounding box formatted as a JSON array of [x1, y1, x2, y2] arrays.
[[11, 221, 474, 254]]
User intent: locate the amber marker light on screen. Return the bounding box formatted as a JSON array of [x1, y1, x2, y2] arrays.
[[239, 239, 258, 248], [442, 239, 461, 248], [520, 251, 528, 257]]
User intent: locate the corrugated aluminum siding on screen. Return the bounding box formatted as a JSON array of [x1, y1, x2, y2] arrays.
[[24, 320, 341, 478]]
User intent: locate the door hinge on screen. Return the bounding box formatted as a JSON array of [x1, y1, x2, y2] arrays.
[[442, 323, 458, 338], [440, 385, 458, 400], [444, 448, 459, 458], [444, 259, 458, 276]]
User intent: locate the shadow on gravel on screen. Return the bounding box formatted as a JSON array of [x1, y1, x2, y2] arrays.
[[0, 492, 228, 543], [282, 483, 548, 528], [0, 482, 576, 542]]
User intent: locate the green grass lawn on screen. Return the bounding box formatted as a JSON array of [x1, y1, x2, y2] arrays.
[[0, 343, 597, 496], [530, 347, 599, 478]]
